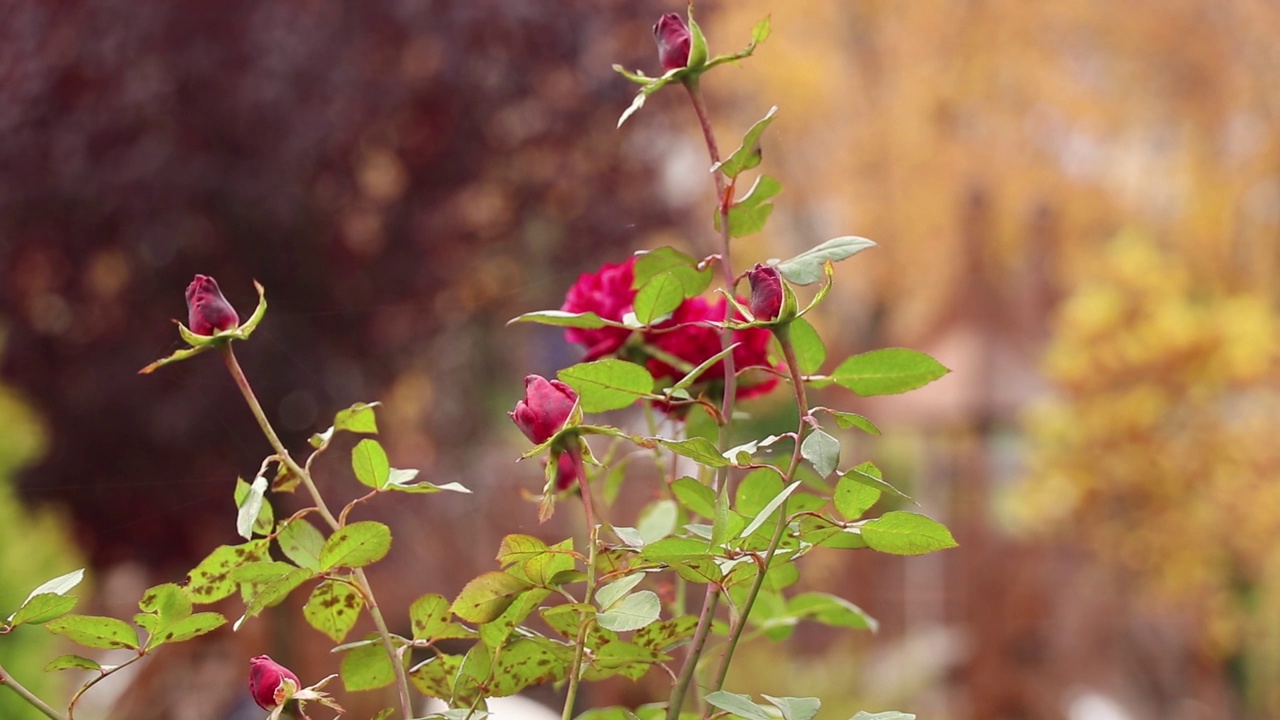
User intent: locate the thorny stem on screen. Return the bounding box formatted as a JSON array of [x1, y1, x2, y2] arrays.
[[0, 663, 65, 720], [709, 326, 810, 694], [220, 346, 414, 720], [667, 77, 737, 720], [562, 447, 599, 720]]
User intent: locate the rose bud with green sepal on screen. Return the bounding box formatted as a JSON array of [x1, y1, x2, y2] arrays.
[[249, 655, 300, 711], [747, 262, 798, 326], [653, 13, 691, 71], [510, 375, 579, 445], [185, 274, 240, 336]]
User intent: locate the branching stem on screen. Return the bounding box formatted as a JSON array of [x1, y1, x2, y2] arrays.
[[220, 346, 414, 720]]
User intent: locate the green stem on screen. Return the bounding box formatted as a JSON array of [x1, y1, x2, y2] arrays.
[[220, 346, 414, 720], [67, 652, 144, 720], [0, 663, 65, 720], [667, 77, 737, 720], [709, 326, 809, 693], [562, 447, 598, 720]]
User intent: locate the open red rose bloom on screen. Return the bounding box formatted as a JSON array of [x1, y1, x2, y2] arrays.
[[560, 257, 778, 403]]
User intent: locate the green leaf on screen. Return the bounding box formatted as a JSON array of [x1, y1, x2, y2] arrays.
[[716, 106, 778, 178], [834, 475, 881, 521], [585, 640, 668, 682], [740, 482, 801, 539], [655, 437, 729, 467], [788, 318, 826, 374], [736, 468, 783, 516], [637, 500, 678, 544], [705, 691, 773, 720], [763, 696, 821, 720], [671, 477, 716, 518], [491, 637, 571, 696], [508, 310, 611, 329], [278, 518, 327, 571], [409, 654, 462, 699], [351, 439, 391, 489], [634, 273, 687, 326], [716, 175, 781, 239], [340, 635, 396, 691], [453, 642, 492, 707], [633, 247, 713, 298], [150, 612, 225, 646], [830, 349, 949, 396], [860, 512, 957, 556], [524, 539, 575, 588], [10, 594, 78, 627], [235, 565, 315, 628], [633, 615, 699, 654], [381, 468, 471, 494], [46, 615, 139, 650], [777, 236, 877, 285], [597, 591, 661, 632], [497, 534, 550, 566], [800, 429, 840, 478], [304, 580, 364, 643], [44, 655, 101, 672], [9, 568, 84, 621], [845, 462, 914, 503], [451, 572, 533, 624], [319, 521, 392, 571], [851, 713, 915, 720], [558, 359, 655, 412], [790, 592, 877, 631], [185, 541, 268, 604], [596, 574, 648, 611], [815, 407, 881, 435], [334, 402, 379, 434], [670, 343, 739, 394], [410, 593, 473, 641], [234, 475, 272, 540]]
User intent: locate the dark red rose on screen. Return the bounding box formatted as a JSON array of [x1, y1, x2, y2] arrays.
[[653, 13, 692, 71], [249, 655, 300, 711], [646, 297, 779, 400], [510, 375, 578, 444], [561, 257, 637, 360], [747, 263, 783, 321], [185, 275, 239, 335]]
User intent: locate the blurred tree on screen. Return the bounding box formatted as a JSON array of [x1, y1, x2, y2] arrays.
[[0, 0, 678, 570], [1016, 233, 1280, 717]]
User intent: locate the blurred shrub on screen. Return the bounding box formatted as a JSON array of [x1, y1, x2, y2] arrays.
[[1014, 233, 1280, 713]]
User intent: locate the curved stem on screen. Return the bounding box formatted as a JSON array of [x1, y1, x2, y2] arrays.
[[562, 447, 598, 720], [0, 663, 65, 720], [67, 652, 144, 720], [667, 77, 738, 720], [709, 326, 809, 693], [220, 347, 414, 720]]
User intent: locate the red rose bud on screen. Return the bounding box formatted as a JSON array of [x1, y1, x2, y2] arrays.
[[554, 451, 578, 491], [185, 274, 240, 335], [653, 13, 691, 71], [747, 263, 783, 321], [249, 655, 300, 711], [510, 375, 578, 444]]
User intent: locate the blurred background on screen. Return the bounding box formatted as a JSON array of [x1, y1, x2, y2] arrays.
[[2, 0, 1279, 719]]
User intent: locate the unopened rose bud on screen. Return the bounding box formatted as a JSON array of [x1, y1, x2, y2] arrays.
[[747, 263, 783, 321], [185, 274, 240, 335], [510, 375, 578, 445], [653, 13, 691, 71], [553, 451, 578, 491], [249, 655, 300, 711]]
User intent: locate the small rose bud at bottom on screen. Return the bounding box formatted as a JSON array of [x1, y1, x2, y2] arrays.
[[249, 655, 301, 711]]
